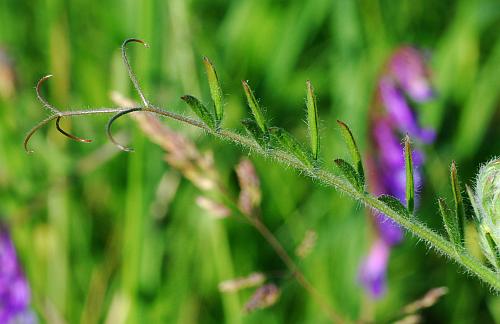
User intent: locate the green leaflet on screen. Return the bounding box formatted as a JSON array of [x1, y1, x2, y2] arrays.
[[450, 162, 465, 247], [181, 95, 216, 129], [241, 118, 269, 148], [438, 198, 462, 249], [404, 135, 415, 214], [334, 159, 362, 191], [270, 127, 313, 168], [203, 57, 224, 128], [242, 80, 267, 134], [378, 194, 410, 218], [337, 120, 365, 189], [306, 80, 319, 160]]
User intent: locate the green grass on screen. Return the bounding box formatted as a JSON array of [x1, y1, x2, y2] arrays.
[[1, 0, 499, 322]]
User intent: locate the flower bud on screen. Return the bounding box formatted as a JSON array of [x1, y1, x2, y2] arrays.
[[473, 158, 500, 268], [476, 158, 500, 232], [476, 158, 500, 248]]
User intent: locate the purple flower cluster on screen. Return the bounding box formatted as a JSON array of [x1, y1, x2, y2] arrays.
[[359, 47, 435, 298], [0, 226, 36, 324]]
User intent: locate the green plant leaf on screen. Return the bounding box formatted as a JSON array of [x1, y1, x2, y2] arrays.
[[337, 120, 364, 189], [334, 159, 362, 191], [450, 161, 465, 247], [181, 95, 216, 129], [242, 80, 267, 134], [378, 194, 410, 218], [241, 118, 269, 148], [404, 135, 415, 214], [306, 80, 319, 160], [203, 57, 223, 127], [270, 127, 313, 168], [438, 198, 462, 249]]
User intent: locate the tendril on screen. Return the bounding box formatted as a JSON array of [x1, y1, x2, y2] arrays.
[[56, 117, 92, 143], [106, 108, 143, 152], [26, 75, 125, 152], [24, 115, 58, 153], [122, 38, 150, 108], [36, 74, 59, 114]]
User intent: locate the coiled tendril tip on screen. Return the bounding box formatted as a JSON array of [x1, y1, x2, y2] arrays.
[[106, 108, 143, 152]]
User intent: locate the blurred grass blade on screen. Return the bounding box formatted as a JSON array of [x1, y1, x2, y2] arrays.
[[337, 120, 364, 189], [203, 57, 223, 127], [270, 127, 313, 168], [306, 80, 319, 160], [334, 159, 361, 191], [450, 161, 465, 247], [242, 118, 269, 148], [181, 95, 216, 129], [378, 194, 410, 218], [242, 80, 267, 134], [453, 37, 500, 158], [438, 198, 462, 249], [404, 135, 415, 214]]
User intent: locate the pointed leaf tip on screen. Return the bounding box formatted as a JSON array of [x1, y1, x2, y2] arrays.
[[336, 120, 365, 189], [181, 95, 216, 129], [404, 135, 415, 214], [242, 80, 267, 134], [203, 57, 223, 126], [450, 161, 465, 247], [306, 80, 319, 160]]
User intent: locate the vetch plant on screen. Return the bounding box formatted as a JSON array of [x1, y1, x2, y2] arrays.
[[24, 38, 500, 298]]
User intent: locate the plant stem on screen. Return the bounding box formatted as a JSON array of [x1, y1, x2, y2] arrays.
[[214, 189, 344, 322], [249, 216, 344, 323]]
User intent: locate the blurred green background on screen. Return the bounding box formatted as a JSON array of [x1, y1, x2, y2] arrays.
[[1, 0, 500, 323]]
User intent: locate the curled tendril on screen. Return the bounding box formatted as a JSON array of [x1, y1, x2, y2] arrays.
[[25, 39, 159, 153], [24, 75, 93, 153], [106, 108, 143, 152], [56, 117, 92, 143], [36, 74, 59, 114], [24, 115, 58, 154], [122, 38, 150, 108]]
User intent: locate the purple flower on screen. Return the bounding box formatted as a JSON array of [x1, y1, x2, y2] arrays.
[[359, 239, 390, 298], [379, 78, 435, 143], [0, 226, 36, 324], [359, 46, 435, 298], [388, 47, 433, 102]]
